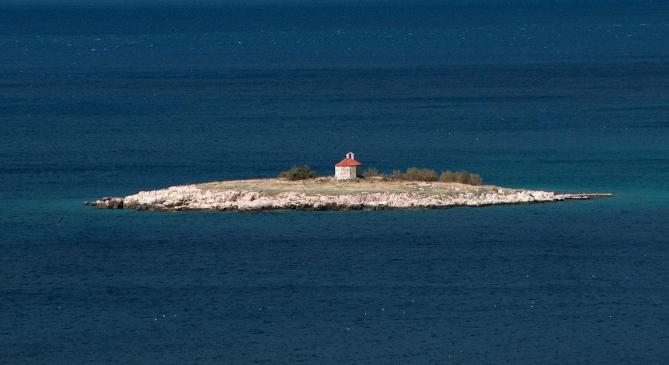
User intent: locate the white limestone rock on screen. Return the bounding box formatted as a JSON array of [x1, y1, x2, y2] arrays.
[[115, 184, 566, 211]]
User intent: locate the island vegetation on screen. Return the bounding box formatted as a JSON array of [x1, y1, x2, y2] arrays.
[[278, 165, 318, 181], [279, 165, 482, 186], [369, 167, 482, 185]]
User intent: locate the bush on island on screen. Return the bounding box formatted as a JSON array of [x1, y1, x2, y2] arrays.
[[361, 167, 383, 178], [439, 170, 483, 185], [279, 165, 317, 181], [388, 167, 438, 182], [405, 167, 438, 182], [384, 167, 482, 185]]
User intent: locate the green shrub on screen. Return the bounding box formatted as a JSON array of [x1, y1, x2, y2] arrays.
[[362, 167, 383, 178], [374, 166, 482, 185], [406, 167, 438, 181], [388, 167, 438, 182], [278, 165, 317, 180], [439, 170, 483, 185]]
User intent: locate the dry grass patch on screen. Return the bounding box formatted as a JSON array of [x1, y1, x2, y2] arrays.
[[198, 177, 502, 197]]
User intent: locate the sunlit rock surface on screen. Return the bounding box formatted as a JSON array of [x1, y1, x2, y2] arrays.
[[93, 177, 611, 211]]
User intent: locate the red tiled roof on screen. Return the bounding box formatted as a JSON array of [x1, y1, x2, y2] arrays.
[[335, 158, 362, 167]]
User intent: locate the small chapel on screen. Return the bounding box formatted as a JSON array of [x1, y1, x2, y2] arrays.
[[334, 152, 362, 180]]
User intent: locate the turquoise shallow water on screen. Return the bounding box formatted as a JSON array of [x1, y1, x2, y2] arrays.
[[1, 2, 669, 364]]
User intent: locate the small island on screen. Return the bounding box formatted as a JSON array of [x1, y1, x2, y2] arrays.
[[90, 152, 611, 212]]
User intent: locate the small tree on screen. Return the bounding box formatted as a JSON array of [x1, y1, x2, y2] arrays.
[[278, 165, 317, 181]]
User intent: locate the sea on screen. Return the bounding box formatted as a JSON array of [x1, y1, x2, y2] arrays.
[[1, 1, 669, 363]]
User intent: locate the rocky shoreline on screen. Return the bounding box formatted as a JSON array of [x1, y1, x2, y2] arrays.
[[88, 179, 611, 212]]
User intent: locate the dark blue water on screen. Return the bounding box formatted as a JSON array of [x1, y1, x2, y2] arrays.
[[2, 2, 669, 363]]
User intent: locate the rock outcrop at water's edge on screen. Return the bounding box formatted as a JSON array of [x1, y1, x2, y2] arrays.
[[89, 179, 612, 212]]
